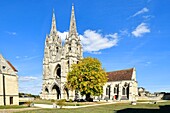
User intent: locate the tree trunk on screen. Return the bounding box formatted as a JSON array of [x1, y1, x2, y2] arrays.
[[86, 93, 93, 102]]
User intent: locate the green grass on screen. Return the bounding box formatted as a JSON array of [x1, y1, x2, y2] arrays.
[[33, 99, 104, 106], [0, 105, 28, 109], [33, 99, 53, 105], [13, 100, 170, 113], [14, 102, 170, 113]]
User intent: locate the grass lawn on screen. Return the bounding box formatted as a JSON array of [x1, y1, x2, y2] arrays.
[[33, 99, 105, 106], [15, 101, 170, 113], [0, 105, 28, 109], [33, 99, 53, 105]]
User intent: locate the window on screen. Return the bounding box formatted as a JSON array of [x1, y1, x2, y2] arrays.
[[68, 47, 71, 51], [106, 86, 110, 95], [2, 66, 6, 69], [10, 97, 13, 105], [56, 47, 59, 53], [114, 87, 117, 94], [122, 87, 126, 95]]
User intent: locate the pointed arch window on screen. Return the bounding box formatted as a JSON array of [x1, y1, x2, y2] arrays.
[[114, 87, 117, 94], [122, 87, 126, 95], [68, 47, 71, 51], [45, 87, 49, 94], [56, 47, 59, 53]]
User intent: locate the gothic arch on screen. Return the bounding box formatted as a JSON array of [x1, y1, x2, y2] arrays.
[[51, 84, 61, 99], [122, 83, 130, 99], [113, 84, 119, 100], [63, 85, 69, 99], [54, 64, 61, 78], [106, 85, 111, 99]]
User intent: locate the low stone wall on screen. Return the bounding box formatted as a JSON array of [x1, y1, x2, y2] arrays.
[[19, 97, 34, 102], [138, 94, 164, 101]]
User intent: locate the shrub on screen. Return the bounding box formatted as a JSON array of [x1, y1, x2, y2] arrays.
[[69, 99, 73, 102], [25, 101, 32, 107], [51, 99, 55, 103], [56, 99, 66, 109]]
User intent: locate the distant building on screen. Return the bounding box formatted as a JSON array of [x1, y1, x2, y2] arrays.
[[0, 54, 19, 105], [40, 5, 138, 101]]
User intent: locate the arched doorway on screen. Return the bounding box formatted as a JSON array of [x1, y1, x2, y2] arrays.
[[52, 84, 61, 99], [64, 86, 69, 99]]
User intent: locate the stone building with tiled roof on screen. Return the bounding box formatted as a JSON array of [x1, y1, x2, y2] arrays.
[[100, 68, 138, 101], [0, 54, 19, 105]]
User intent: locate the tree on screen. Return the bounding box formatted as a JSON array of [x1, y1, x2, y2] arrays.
[[67, 57, 108, 101]]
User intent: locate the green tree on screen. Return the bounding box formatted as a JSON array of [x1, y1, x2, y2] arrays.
[[67, 57, 108, 101]]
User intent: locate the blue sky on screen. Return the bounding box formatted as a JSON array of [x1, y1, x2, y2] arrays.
[[0, 0, 170, 94]]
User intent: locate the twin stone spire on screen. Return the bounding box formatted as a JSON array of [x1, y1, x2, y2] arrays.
[[44, 4, 83, 65], [49, 5, 79, 43], [42, 5, 83, 100]]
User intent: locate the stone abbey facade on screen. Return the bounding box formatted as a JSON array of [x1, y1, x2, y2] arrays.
[[41, 5, 83, 100], [40, 5, 138, 101]]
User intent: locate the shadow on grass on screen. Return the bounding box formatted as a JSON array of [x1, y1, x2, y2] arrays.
[[116, 105, 170, 113]]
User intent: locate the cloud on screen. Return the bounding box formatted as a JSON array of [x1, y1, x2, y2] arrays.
[[19, 76, 38, 81], [6, 31, 17, 36], [57, 30, 119, 53], [143, 15, 154, 20], [132, 23, 150, 37], [89, 51, 102, 54], [119, 29, 130, 37], [15, 55, 41, 61], [80, 30, 118, 52], [57, 31, 68, 42], [132, 7, 149, 17], [15, 56, 20, 59]]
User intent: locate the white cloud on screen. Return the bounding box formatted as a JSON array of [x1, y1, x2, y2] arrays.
[[15, 55, 41, 61], [119, 29, 130, 37], [15, 56, 20, 59], [57, 30, 119, 53], [89, 51, 102, 54], [132, 7, 149, 17], [57, 31, 68, 42], [143, 15, 154, 20], [80, 30, 118, 52], [132, 23, 150, 37], [6, 31, 17, 36], [19, 76, 38, 81]]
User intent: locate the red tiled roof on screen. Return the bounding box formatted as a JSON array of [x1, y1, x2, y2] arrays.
[[6, 60, 18, 72], [107, 68, 133, 82]]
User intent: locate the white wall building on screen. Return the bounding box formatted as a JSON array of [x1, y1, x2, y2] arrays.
[[102, 68, 138, 101], [0, 54, 19, 105]]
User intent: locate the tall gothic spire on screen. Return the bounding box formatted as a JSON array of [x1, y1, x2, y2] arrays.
[[50, 9, 57, 34], [69, 4, 77, 36]]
